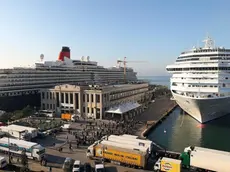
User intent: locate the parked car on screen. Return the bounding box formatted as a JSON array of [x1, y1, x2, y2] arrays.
[[72, 160, 81, 172], [63, 157, 74, 172], [83, 162, 92, 172]]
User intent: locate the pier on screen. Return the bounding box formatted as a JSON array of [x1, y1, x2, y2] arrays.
[[134, 96, 178, 137]]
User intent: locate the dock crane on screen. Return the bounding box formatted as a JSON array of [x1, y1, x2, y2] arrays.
[[117, 57, 147, 83]]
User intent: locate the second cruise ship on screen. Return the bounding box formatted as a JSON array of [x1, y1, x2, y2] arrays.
[[0, 47, 137, 111], [166, 36, 230, 123]]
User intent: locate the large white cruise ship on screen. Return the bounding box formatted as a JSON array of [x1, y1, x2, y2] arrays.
[[166, 36, 230, 123], [0, 47, 137, 111]]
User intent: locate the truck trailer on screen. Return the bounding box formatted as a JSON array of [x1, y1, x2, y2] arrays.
[[87, 140, 149, 169], [102, 135, 152, 154], [0, 137, 45, 161], [180, 146, 230, 172]]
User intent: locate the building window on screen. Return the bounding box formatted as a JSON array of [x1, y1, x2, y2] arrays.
[[83, 106, 85, 113], [50, 104, 52, 109], [91, 94, 94, 102], [66, 93, 69, 103], [75, 93, 79, 109], [42, 92, 45, 99], [61, 93, 64, 103], [42, 103, 45, 110], [91, 108, 94, 114], [50, 92, 52, 99], [46, 92, 49, 99], [47, 104, 49, 109], [70, 93, 73, 104], [56, 92, 60, 107], [96, 94, 100, 103], [83, 94, 85, 102], [87, 94, 89, 102], [87, 107, 89, 113]]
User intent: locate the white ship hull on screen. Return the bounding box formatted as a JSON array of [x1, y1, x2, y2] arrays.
[[172, 92, 230, 123]]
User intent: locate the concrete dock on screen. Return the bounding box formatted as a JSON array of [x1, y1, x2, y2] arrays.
[[134, 96, 177, 137]]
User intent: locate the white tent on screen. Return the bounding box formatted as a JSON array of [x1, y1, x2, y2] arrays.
[[106, 102, 141, 114]]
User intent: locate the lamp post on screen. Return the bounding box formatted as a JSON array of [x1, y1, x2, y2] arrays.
[[8, 120, 11, 164]]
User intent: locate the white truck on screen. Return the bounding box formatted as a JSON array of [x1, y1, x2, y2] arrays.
[[181, 146, 230, 172], [0, 124, 38, 140], [102, 135, 153, 154], [0, 137, 45, 161]]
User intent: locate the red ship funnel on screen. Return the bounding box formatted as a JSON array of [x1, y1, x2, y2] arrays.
[[58, 46, 70, 61]]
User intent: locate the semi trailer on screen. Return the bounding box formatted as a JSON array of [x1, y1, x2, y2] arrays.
[[102, 135, 152, 153], [87, 140, 149, 169], [180, 146, 230, 172], [0, 137, 45, 161]]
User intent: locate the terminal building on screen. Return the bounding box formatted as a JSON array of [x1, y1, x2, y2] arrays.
[[40, 83, 153, 119]]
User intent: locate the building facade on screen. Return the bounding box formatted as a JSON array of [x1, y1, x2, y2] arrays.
[[40, 83, 152, 119]]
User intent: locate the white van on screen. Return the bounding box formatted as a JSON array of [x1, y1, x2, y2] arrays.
[[72, 160, 81, 172]]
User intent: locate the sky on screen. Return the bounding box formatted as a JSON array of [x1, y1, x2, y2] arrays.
[[1, 0, 230, 76]]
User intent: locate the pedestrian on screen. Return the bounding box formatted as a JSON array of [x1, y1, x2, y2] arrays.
[[49, 166, 52, 172], [69, 143, 72, 151]]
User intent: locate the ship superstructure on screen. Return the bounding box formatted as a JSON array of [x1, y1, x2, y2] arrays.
[[166, 36, 230, 123], [0, 47, 137, 111]]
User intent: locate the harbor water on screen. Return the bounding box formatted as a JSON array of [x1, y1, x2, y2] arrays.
[[139, 76, 230, 153], [147, 107, 230, 152]]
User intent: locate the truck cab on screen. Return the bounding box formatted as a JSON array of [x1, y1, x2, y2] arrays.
[[32, 145, 46, 161], [153, 157, 181, 172], [153, 157, 162, 171], [86, 141, 100, 158]]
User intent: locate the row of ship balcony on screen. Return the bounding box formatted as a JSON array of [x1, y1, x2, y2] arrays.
[[171, 78, 230, 84], [0, 72, 130, 78], [172, 73, 227, 78], [0, 77, 128, 88], [0, 69, 131, 74], [171, 85, 230, 93], [180, 48, 230, 55], [0, 75, 127, 83], [174, 91, 230, 99], [167, 63, 230, 69]]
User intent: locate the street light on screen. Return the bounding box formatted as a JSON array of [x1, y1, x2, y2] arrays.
[[7, 120, 11, 164]]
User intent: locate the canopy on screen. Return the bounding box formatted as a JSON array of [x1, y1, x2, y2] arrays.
[[106, 102, 141, 114]]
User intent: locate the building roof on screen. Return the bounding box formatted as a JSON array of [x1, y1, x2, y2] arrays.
[[0, 124, 37, 132], [106, 102, 141, 114]]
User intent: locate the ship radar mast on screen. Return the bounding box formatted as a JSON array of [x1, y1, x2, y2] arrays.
[[203, 36, 215, 49]]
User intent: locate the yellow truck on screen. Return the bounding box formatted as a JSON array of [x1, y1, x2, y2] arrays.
[[86, 140, 149, 169], [153, 157, 181, 172], [61, 113, 80, 121], [61, 113, 72, 121]]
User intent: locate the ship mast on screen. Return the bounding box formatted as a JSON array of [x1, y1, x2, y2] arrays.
[[203, 35, 215, 49]]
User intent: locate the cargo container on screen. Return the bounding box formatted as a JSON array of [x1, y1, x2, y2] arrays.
[[154, 157, 181, 172], [87, 140, 149, 169], [181, 146, 230, 172], [102, 135, 152, 154]]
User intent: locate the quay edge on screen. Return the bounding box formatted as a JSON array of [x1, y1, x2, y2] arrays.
[[141, 103, 178, 138]]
